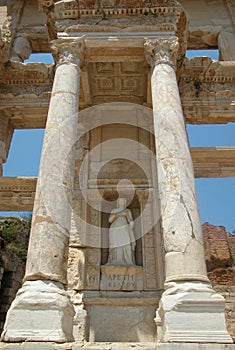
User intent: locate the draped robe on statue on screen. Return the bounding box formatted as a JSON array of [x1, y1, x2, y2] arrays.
[[107, 206, 136, 266]]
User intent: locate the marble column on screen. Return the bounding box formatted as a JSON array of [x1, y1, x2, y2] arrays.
[[0, 141, 6, 176], [0, 114, 13, 176], [144, 37, 232, 343], [2, 38, 84, 343], [218, 30, 235, 60]]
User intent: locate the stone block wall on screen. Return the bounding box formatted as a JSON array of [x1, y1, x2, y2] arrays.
[[203, 222, 235, 341]]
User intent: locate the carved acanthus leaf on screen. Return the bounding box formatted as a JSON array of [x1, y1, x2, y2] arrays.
[[144, 36, 179, 68], [51, 38, 85, 68]]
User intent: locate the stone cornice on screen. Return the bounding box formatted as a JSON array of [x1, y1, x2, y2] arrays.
[[38, 0, 183, 20], [191, 147, 235, 178], [0, 177, 36, 211], [144, 36, 179, 68], [179, 57, 235, 85], [0, 57, 234, 126], [0, 62, 54, 86], [54, 4, 182, 20], [39, 0, 186, 36]]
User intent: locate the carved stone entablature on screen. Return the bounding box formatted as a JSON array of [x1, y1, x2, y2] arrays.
[[179, 57, 235, 93], [52, 0, 187, 39], [54, 3, 182, 19], [50, 38, 85, 68], [0, 177, 37, 211], [144, 36, 179, 68], [0, 1, 25, 63], [0, 62, 54, 86], [181, 57, 235, 83]]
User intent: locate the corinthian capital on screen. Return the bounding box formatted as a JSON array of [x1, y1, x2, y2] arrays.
[[51, 37, 85, 68], [144, 37, 179, 68]]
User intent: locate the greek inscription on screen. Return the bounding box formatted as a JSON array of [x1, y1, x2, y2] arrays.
[[106, 273, 136, 289]]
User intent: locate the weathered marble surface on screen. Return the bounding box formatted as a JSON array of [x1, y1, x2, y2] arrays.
[[10, 37, 31, 62], [144, 36, 232, 343], [157, 281, 232, 343], [106, 198, 136, 266], [145, 36, 208, 283], [218, 31, 235, 61], [1, 280, 75, 343], [87, 304, 157, 342], [100, 265, 143, 291], [2, 40, 84, 343], [25, 40, 83, 284]]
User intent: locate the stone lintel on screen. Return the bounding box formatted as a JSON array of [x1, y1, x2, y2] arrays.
[[191, 147, 235, 178], [0, 55, 234, 127], [0, 177, 37, 211]]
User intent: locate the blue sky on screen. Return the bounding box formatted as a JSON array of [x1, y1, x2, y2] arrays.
[[1, 50, 235, 233]]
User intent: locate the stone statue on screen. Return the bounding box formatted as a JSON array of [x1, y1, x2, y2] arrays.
[[106, 197, 136, 266]]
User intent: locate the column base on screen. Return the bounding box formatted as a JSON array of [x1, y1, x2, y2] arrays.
[[1, 280, 75, 343], [156, 281, 233, 343]]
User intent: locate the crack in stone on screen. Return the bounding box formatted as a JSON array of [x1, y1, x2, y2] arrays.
[[180, 194, 195, 238]]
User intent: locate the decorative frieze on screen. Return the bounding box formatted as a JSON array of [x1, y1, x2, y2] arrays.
[[0, 177, 36, 211], [180, 57, 235, 85], [53, 0, 182, 20], [0, 62, 54, 86]]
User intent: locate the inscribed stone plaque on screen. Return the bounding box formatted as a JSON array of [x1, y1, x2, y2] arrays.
[[100, 265, 143, 291]]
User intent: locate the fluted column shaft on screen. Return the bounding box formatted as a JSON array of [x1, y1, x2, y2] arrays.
[[25, 39, 84, 284], [144, 37, 208, 284]]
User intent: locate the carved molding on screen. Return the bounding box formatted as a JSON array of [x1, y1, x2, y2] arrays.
[[0, 57, 234, 126], [40, 0, 186, 43], [0, 62, 54, 86], [181, 90, 235, 125], [144, 36, 179, 68], [0, 177, 37, 211], [54, 6, 181, 19], [0, 0, 24, 63], [180, 57, 235, 85]]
